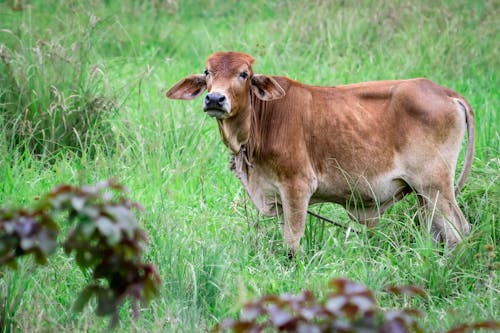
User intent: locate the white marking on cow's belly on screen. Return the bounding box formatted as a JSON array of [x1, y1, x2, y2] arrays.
[[232, 153, 408, 213], [368, 168, 408, 203], [312, 166, 407, 205]]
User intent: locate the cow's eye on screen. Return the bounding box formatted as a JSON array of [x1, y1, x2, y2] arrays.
[[204, 69, 209, 76], [239, 71, 249, 79]]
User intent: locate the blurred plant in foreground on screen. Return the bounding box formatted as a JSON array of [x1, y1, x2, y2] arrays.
[[0, 180, 160, 327], [214, 278, 499, 333]]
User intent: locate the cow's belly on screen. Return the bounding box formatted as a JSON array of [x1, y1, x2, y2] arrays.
[[231, 154, 408, 214], [312, 168, 407, 206]]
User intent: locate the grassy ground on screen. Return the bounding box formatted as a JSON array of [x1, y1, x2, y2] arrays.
[[0, 0, 498, 332]]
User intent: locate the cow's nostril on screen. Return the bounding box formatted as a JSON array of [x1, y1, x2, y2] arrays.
[[205, 93, 226, 108]]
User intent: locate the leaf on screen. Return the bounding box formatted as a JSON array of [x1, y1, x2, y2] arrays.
[[79, 219, 96, 238], [39, 214, 59, 231], [349, 295, 375, 313], [3, 220, 16, 233], [4, 257, 18, 269], [96, 289, 117, 317], [20, 237, 35, 250], [384, 309, 421, 330], [47, 192, 73, 210], [325, 295, 347, 314], [471, 321, 500, 330], [48, 184, 74, 196], [95, 216, 121, 245], [329, 278, 367, 295], [37, 229, 58, 254], [33, 249, 48, 265], [142, 268, 161, 301], [297, 323, 322, 333], [71, 195, 86, 212], [267, 304, 295, 328], [341, 303, 360, 320], [80, 205, 99, 219], [215, 320, 259, 333], [142, 278, 156, 303], [104, 205, 138, 237], [14, 217, 37, 237], [385, 285, 427, 298], [75, 250, 95, 268], [299, 305, 324, 321], [380, 319, 409, 333], [447, 321, 500, 333], [241, 303, 264, 321], [343, 281, 368, 295], [74, 286, 97, 312]]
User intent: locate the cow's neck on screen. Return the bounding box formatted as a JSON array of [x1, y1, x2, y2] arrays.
[[216, 105, 252, 155]]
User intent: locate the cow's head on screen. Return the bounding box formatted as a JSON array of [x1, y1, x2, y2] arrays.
[[166, 52, 285, 120]]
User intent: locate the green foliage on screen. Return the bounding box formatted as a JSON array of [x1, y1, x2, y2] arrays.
[[0, 180, 161, 328], [214, 278, 499, 333]]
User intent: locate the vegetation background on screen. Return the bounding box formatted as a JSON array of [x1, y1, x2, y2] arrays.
[[0, 0, 498, 331]]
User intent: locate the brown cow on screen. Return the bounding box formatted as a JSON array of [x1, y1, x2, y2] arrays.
[[166, 51, 474, 254]]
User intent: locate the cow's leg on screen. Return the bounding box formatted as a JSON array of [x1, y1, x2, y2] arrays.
[[347, 190, 407, 227], [347, 206, 381, 228], [279, 183, 312, 255], [411, 173, 470, 246]]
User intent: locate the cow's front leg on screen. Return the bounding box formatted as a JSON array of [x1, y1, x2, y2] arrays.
[[279, 182, 313, 255]]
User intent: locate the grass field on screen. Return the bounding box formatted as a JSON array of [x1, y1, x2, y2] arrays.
[[0, 0, 498, 332]]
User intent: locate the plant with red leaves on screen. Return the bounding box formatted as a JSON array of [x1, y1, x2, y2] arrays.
[[0, 180, 161, 327], [214, 278, 499, 333]]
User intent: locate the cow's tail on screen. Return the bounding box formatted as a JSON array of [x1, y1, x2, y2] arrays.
[[454, 98, 475, 195]]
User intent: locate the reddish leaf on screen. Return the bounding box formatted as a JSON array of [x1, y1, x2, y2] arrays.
[[241, 303, 264, 321], [385, 285, 427, 298], [74, 285, 98, 312], [380, 319, 410, 333], [266, 304, 295, 328], [349, 295, 376, 313], [70, 195, 86, 212], [0, 179, 160, 328], [329, 278, 368, 295], [214, 320, 262, 333], [299, 305, 324, 321], [297, 322, 322, 333], [325, 295, 347, 315], [447, 321, 500, 333]]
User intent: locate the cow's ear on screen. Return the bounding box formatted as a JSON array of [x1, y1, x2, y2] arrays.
[[166, 75, 207, 100], [250, 75, 285, 101]]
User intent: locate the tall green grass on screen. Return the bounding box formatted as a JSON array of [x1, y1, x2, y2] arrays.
[[0, 0, 498, 332], [0, 5, 117, 158]]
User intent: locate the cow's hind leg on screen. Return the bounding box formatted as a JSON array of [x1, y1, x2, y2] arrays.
[[411, 173, 470, 246], [347, 205, 383, 228], [347, 190, 408, 227]]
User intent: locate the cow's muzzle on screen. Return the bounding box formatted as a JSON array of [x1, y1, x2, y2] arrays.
[[203, 92, 230, 118]]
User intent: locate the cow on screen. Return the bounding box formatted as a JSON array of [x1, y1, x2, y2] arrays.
[[166, 51, 474, 255]]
